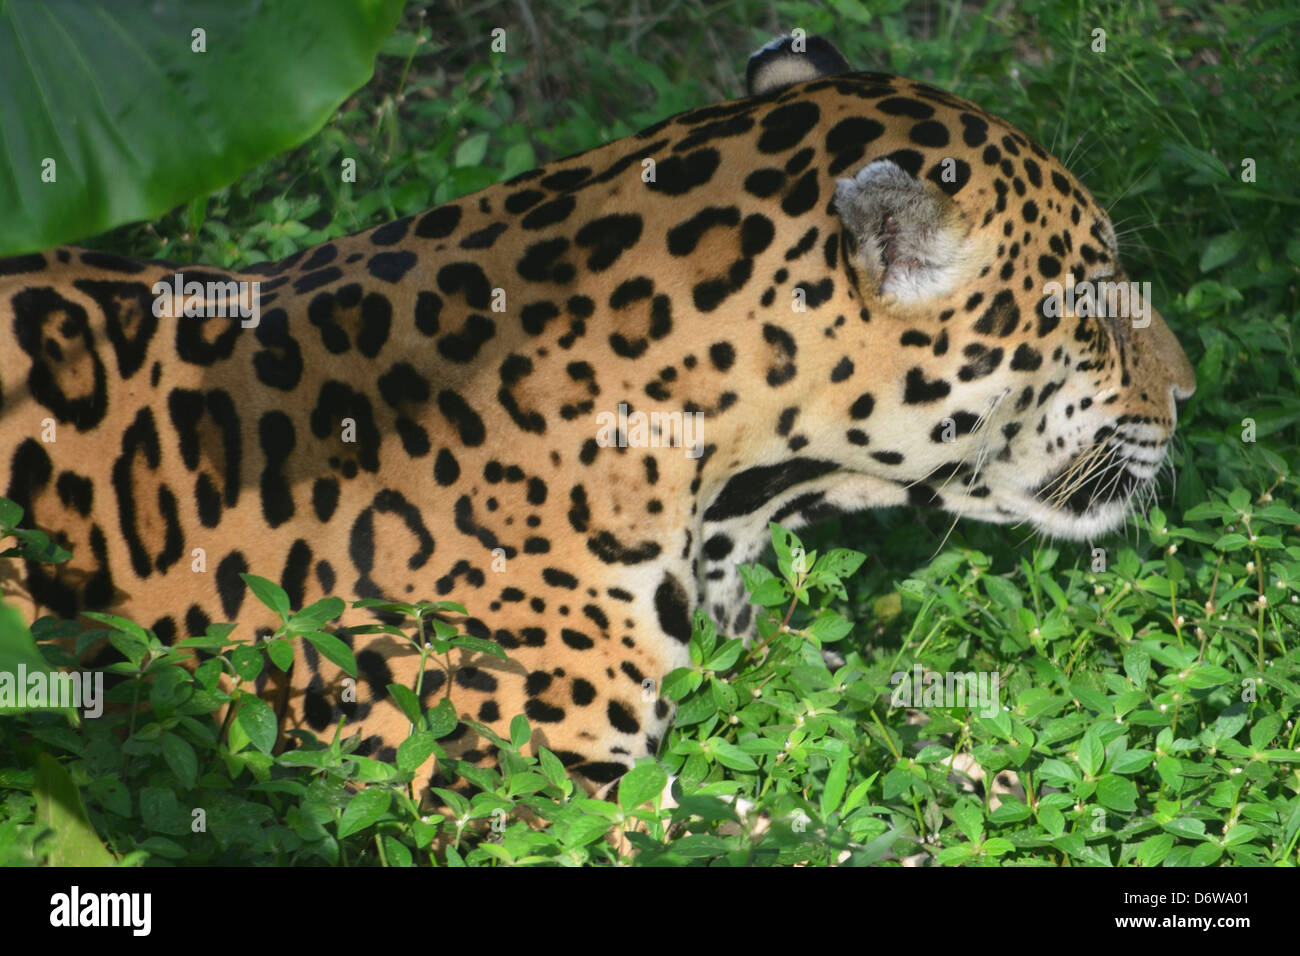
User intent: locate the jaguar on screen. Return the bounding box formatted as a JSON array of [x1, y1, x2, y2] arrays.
[[0, 35, 1195, 800]]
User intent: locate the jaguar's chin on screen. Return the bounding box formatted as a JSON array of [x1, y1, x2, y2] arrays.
[[1023, 491, 1146, 541]]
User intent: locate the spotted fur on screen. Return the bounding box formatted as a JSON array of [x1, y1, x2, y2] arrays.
[[0, 37, 1194, 799]]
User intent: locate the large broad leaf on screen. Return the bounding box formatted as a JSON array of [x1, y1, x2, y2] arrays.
[[35, 753, 118, 866], [0, 0, 405, 255], [0, 599, 71, 717]]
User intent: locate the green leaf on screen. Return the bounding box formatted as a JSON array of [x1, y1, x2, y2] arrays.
[[0, 602, 72, 716], [0, 0, 406, 254], [35, 754, 116, 865], [288, 597, 346, 632], [981, 837, 1015, 857], [1199, 232, 1246, 272], [661, 667, 702, 700], [161, 734, 198, 788], [538, 747, 568, 790], [1162, 143, 1231, 184], [337, 787, 391, 838], [935, 843, 976, 865], [1135, 833, 1174, 866], [304, 632, 358, 678], [510, 714, 531, 752], [817, 548, 867, 579], [450, 635, 508, 661], [1222, 824, 1259, 847], [841, 774, 877, 817], [809, 610, 853, 644], [383, 835, 413, 867], [386, 683, 421, 726], [1189, 842, 1223, 866], [425, 697, 459, 738], [1077, 729, 1104, 777], [952, 801, 984, 843], [618, 760, 668, 811], [1109, 749, 1155, 775], [1162, 817, 1206, 840], [820, 753, 850, 819], [0, 497, 22, 527], [1096, 774, 1138, 812], [396, 731, 440, 773], [704, 639, 744, 672], [1250, 715, 1282, 751], [502, 142, 536, 178], [277, 749, 330, 769], [1256, 504, 1300, 524], [1185, 664, 1233, 689], [709, 676, 738, 713], [989, 799, 1032, 823], [236, 695, 277, 754], [749, 577, 788, 606], [1155, 756, 1183, 789], [231, 644, 263, 682], [1122, 647, 1150, 686], [349, 754, 400, 782], [707, 739, 758, 772], [241, 574, 291, 619], [266, 637, 295, 672], [454, 132, 491, 168], [982, 575, 1023, 609], [561, 814, 615, 847], [1038, 806, 1065, 836]]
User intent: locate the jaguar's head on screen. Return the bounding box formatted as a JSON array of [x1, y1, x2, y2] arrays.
[[831, 114, 1194, 541]]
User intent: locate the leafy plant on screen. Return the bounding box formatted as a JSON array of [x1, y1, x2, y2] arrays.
[[0, 0, 404, 254]]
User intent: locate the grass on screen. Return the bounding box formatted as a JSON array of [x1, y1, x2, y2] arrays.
[[2, 0, 1298, 866]]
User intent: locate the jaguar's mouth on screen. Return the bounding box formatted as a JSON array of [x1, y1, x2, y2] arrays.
[[1032, 443, 1146, 517], [1014, 441, 1158, 539]]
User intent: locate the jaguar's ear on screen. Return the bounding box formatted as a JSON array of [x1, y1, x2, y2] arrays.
[[833, 159, 973, 304], [746, 34, 852, 96]]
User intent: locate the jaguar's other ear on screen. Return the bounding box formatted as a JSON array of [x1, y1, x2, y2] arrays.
[[833, 159, 973, 304], [746, 34, 852, 96]]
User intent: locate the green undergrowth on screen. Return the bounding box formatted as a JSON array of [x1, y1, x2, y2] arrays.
[[2, 493, 1298, 866]]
